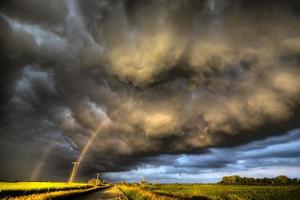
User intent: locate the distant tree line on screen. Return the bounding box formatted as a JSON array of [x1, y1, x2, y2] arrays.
[[219, 175, 300, 185]]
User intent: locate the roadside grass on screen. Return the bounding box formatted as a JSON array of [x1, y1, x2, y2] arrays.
[[0, 182, 109, 200], [119, 185, 181, 200], [118, 185, 209, 200], [1, 185, 111, 200], [138, 184, 300, 200]]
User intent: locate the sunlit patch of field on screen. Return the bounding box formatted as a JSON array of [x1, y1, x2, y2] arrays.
[[0, 182, 104, 200], [0, 182, 91, 191], [0, 182, 91, 192], [119, 184, 300, 200], [1, 186, 109, 200]]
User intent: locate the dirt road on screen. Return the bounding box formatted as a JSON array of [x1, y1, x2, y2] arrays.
[[68, 186, 127, 200]]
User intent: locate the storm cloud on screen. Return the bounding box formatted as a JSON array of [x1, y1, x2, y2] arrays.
[[107, 129, 300, 183], [0, 0, 300, 181]]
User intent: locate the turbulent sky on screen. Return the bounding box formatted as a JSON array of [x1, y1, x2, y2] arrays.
[[0, 0, 300, 182]]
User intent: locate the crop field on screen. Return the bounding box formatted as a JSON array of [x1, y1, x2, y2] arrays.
[[119, 184, 300, 200], [0, 181, 92, 192], [0, 182, 97, 200]]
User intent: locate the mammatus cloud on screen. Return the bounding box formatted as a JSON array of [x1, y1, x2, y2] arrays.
[[0, 0, 300, 181]]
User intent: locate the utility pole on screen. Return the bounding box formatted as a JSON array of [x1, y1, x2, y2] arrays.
[[69, 162, 80, 183], [96, 173, 100, 186]]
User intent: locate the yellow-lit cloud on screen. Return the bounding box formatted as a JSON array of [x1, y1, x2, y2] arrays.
[[107, 30, 185, 86]]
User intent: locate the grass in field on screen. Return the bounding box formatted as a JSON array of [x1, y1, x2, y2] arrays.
[[121, 184, 300, 200], [118, 185, 181, 200], [1, 185, 105, 200], [0, 182, 109, 200], [0, 181, 91, 192]]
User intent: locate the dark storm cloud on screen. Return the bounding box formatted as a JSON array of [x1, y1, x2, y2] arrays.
[[107, 129, 300, 182], [0, 0, 300, 181], [132, 129, 300, 171]]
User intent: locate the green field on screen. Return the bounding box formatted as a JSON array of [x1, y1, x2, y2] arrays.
[[119, 184, 300, 200]]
